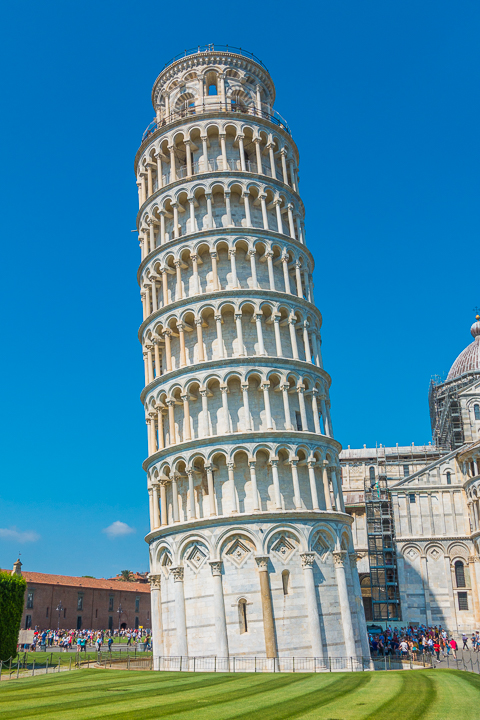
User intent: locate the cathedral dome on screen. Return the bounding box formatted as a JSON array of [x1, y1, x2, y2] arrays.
[[447, 316, 480, 381]]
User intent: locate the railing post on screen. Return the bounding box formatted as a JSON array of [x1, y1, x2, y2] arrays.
[[32, 660, 35, 677], [329, 657, 332, 672], [215, 656, 216, 673], [180, 656, 182, 672], [292, 656, 295, 673]]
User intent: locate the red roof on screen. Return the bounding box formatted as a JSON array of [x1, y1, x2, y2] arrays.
[[1, 570, 150, 593]]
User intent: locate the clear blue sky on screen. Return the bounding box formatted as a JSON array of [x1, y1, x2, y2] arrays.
[[0, 1, 478, 578]]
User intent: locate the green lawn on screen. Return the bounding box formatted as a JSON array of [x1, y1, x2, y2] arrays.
[[0, 668, 479, 720]]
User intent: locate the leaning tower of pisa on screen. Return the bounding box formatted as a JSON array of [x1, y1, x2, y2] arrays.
[[135, 45, 369, 667]]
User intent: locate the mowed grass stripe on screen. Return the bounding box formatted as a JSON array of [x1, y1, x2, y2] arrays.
[[363, 671, 436, 720], [0, 671, 253, 718], [421, 670, 480, 720], [63, 673, 312, 720], [214, 673, 371, 720], [0, 669, 206, 702], [298, 669, 404, 720]]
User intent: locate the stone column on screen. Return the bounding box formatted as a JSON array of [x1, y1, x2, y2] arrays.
[[227, 462, 238, 513], [209, 561, 229, 658], [255, 313, 266, 355], [206, 194, 213, 229], [200, 389, 210, 437], [307, 461, 320, 510], [311, 390, 321, 434], [235, 313, 245, 356], [159, 212, 166, 245], [255, 556, 277, 658], [229, 248, 237, 286], [201, 135, 209, 171], [146, 345, 154, 384], [215, 314, 224, 358], [206, 465, 216, 516], [333, 551, 356, 658], [191, 254, 200, 294], [161, 268, 168, 306], [238, 134, 246, 171], [149, 574, 163, 666], [281, 383, 292, 429], [219, 133, 228, 170], [289, 317, 299, 359], [280, 150, 288, 184], [303, 322, 312, 362], [249, 461, 260, 511], [188, 199, 196, 234], [152, 484, 160, 529], [254, 138, 263, 174], [268, 143, 277, 179], [443, 554, 458, 632], [265, 251, 275, 289], [300, 553, 323, 658], [166, 399, 176, 445], [273, 315, 283, 356], [174, 261, 183, 300], [297, 386, 308, 430], [210, 250, 219, 289], [242, 383, 252, 431], [262, 382, 273, 429], [260, 194, 269, 230], [282, 255, 291, 293], [172, 567, 188, 656], [163, 330, 172, 372], [270, 459, 282, 509], [187, 469, 196, 519], [153, 339, 161, 378], [243, 192, 252, 226], [290, 459, 302, 509], [195, 318, 205, 362], [220, 385, 231, 433], [168, 145, 176, 182], [156, 152, 163, 190], [185, 140, 192, 176], [171, 476, 180, 522], [181, 393, 191, 441], [160, 482, 167, 526], [275, 200, 283, 234], [287, 204, 296, 239], [178, 323, 187, 368], [148, 487, 154, 529], [323, 462, 332, 510], [348, 553, 370, 658], [249, 249, 258, 288], [332, 467, 345, 512]]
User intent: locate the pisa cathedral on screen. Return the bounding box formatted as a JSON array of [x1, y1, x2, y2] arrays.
[[135, 46, 480, 664]]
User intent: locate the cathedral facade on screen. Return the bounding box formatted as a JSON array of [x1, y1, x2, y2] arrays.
[[135, 46, 369, 665], [341, 317, 480, 633]]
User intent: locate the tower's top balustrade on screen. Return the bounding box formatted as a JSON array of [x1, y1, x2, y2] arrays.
[[141, 45, 289, 145]]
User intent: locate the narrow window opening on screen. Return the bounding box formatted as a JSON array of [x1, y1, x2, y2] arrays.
[[76, 616, 82, 630], [282, 570, 290, 595], [295, 411, 302, 431], [208, 84, 217, 96], [95, 609, 98, 618], [25, 615, 32, 629], [26, 591, 34, 609], [403, 465, 410, 477], [409, 493, 416, 504], [46, 607, 49, 618], [446, 471, 452, 485], [458, 591, 468, 610], [455, 560, 466, 588], [63, 608, 67, 618], [108, 595, 114, 612], [135, 596, 140, 612], [135, 616, 139, 629], [108, 616, 113, 631], [238, 599, 248, 633], [474, 404, 480, 420]]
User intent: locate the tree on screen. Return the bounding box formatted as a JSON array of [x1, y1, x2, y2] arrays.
[[0, 571, 26, 661], [119, 570, 133, 582]]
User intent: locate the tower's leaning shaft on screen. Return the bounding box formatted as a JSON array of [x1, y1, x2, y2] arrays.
[[135, 45, 368, 665]]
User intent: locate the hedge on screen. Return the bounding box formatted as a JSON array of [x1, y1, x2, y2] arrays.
[[0, 571, 26, 661]]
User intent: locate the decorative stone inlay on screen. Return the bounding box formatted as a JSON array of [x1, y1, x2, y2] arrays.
[[271, 535, 296, 564], [224, 537, 252, 568], [405, 547, 418, 560], [428, 547, 441, 561], [313, 534, 330, 561], [160, 552, 172, 577], [185, 544, 208, 572]]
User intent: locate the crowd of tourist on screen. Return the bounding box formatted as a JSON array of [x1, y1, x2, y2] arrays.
[[369, 625, 480, 660], [22, 628, 151, 652]]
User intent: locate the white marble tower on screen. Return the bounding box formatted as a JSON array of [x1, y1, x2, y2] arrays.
[[135, 45, 368, 666]]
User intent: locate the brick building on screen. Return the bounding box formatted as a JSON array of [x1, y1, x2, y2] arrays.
[[6, 561, 151, 631]]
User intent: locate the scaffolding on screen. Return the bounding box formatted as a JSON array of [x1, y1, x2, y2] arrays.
[[364, 475, 401, 622], [428, 375, 476, 450]]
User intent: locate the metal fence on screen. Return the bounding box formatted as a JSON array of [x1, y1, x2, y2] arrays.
[[152, 656, 376, 673]]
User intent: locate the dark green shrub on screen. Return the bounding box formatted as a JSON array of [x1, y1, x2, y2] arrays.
[[0, 571, 26, 661]]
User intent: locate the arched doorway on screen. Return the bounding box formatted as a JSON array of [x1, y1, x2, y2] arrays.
[[360, 574, 373, 621]]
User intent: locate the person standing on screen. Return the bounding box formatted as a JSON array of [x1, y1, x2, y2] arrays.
[[462, 633, 468, 650], [449, 637, 457, 659], [433, 640, 440, 661]]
